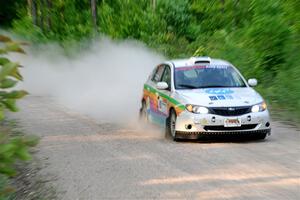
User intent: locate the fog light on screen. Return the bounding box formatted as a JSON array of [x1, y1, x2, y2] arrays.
[[211, 116, 216, 123], [247, 115, 251, 121], [265, 122, 270, 127], [185, 124, 192, 130]]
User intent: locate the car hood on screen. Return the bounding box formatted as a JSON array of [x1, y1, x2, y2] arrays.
[[176, 87, 263, 107]]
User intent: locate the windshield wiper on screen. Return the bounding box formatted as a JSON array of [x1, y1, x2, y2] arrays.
[[202, 85, 247, 88], [177, 84, 199, 89], [177, 84, 245, 89], [226, 85, 247, 88], [199, 85, 228, 88]]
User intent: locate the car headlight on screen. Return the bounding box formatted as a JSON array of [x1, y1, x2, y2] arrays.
[[186, 104, 209, 114], [251, 102, 267, 113]]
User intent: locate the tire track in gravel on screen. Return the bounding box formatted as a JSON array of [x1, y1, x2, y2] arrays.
[[9, 96, 300, 200]]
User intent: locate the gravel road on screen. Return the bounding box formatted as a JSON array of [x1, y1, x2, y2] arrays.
[[10, 96, 300, 200]]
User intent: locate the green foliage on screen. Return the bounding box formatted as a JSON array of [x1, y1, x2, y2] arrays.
[[0, 35, 38, 198], [0, 0, 25, 27], [12, 17, 48, 43], [1, 0, 300, 115], [0, 174, 14, 199], [99, 0, 152, 39], [0, 134, 37, 176], [156, 0, 190, 36], [0, 37, 29, 117]]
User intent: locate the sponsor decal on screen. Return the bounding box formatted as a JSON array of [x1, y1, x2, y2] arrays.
[[158, 98, 168, 115], [205, 88, 234, 95], [209, 96, 218, 101], [143, 84, 185, 115], [209, 94, 234, 101], [217, 95, 226, 100], [225, 94, 234, 100], [176, 65, 229, 71], [200, 118, 208, 125]]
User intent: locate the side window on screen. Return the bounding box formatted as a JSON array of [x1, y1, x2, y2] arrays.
[[161, 66, 171, 89], [152, 65, 165, 82]]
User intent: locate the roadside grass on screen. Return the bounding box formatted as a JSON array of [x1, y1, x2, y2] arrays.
[[270, 106, 300, 129], [0, 121, 16, 200], [0, 120, 57, 200], [0, 175, 13, 200], [257, 86, 300, 128]]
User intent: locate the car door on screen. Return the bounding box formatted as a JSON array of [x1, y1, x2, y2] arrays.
[[145, 64, 165, 124], [157, 64, 172, 122]]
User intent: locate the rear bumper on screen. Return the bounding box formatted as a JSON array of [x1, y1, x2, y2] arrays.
[[176, 129, 271, 140]]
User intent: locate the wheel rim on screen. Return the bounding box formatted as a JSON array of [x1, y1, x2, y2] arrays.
[[170, 112, 176, 138], [142, 102, 148, 122]]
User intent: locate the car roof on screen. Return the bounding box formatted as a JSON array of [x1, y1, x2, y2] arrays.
[[166, 57, 233, 68]]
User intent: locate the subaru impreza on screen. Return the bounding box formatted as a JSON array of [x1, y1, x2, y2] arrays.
[[140, 57, 271, 141]]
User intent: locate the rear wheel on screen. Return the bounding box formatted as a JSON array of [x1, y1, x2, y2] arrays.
[[166, 109, 177, 141], [139, 100, 149, 123]]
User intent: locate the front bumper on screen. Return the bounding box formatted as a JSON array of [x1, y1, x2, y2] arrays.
[[175, 109, 271, 138], [176, 129, 271, 140]]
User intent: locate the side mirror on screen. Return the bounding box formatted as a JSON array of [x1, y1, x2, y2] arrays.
[[248, 78, 258, 87], [156, 82, 169, 90]]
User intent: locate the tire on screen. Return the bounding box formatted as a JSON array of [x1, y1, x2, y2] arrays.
[[166, 109, 178, 141], [139, 100, 148, 123]]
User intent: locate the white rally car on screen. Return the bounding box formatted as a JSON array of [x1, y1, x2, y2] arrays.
[[140, 57, 271, 141]]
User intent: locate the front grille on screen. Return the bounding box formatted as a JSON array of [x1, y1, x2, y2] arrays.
[[203, 124, 258, 131], [176, 129, 271, 139], [177, 129, 270, 136], [210, 106, 251, 116]]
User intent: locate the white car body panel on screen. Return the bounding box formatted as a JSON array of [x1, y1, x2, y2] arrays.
[[176, 87, 262, 107], [141, 57, 271, 139]]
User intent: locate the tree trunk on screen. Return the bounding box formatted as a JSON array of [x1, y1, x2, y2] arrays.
[[39, 0, 44, 31], [45, 0, 52, 31], [91, 0, 98, 32], [28, 0, 37, 25], [233, 0, 240, 27], [27, 0, 31, 16], [152, 0, 156, 10], [220, 0, 225, 13]]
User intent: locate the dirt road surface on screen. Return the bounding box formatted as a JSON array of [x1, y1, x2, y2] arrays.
[[10, 96, 300, 199]]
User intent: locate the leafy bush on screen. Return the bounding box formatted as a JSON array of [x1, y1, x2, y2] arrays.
[[4, 0, 300, 117], [0, 35, 38, 197], [156, 0, 190, 36]]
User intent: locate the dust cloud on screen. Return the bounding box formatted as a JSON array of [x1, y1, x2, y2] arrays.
[[12, 38, 164, 124]]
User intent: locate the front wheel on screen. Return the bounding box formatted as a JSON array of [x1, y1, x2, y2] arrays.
[[139, 100, 148, 123], [166, 109, 178, 141]]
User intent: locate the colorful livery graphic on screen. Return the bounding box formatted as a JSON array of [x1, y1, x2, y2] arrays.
[[140, 57, 271, 141]]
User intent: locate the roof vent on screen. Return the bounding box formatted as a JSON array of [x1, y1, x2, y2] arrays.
[[190, 56, 211, 64]]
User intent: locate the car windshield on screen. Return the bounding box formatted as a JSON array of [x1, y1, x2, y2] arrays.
[[175, 65, 246, 89]]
